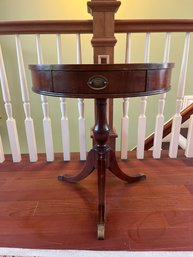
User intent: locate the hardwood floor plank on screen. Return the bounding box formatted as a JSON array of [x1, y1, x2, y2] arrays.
[[147, 185, 190, 196], [185, 184, 193, 195], [164, 210, 193, 228], [0, 201, 38, 218], [128, 227, 193, 250]]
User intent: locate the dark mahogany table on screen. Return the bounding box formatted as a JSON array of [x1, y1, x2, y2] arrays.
[[29, 63, 174, 239]]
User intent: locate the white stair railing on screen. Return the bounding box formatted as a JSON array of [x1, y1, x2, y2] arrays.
[[1, 23, 193, 163], [0, 44, 21, 162], [56, 34, 70, 161], [137, 32, 150, 159], [153, 32, 171, 158], [76, 33, 86, 160], [169, 32, 190, 158], [15, 35, 37, 162], [120, 33, 131, 159], [36, 34, 54, 161]]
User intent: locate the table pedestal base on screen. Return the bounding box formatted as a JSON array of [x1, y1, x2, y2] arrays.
[[58, 98, 146, 239], [58, 148, 145, 239]]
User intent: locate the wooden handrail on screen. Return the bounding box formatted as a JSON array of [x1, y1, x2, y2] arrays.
[[1, 19, 193, 35], [0, 20, 93, 35], [144, 103, 193, 150], [115, 19, 193, 33]]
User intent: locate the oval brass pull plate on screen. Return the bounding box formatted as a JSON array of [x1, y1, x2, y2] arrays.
[[87, 75, 108, 90]]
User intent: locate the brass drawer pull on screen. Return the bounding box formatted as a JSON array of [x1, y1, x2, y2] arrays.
[[87, 75, 108, 90]]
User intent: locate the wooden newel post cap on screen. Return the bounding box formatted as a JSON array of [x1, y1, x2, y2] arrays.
[[87, 0, 121, 15]]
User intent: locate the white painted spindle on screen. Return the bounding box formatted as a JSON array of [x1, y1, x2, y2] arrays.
[[121, 98, 130, 159], [185, 114, 193, 157], [56, 34, 62, 64], [76, 33, 86, 160], [76, 33, 82, 64], [0, 133, 5, 163], [0, 44, 21, 162], [125, 33, 131, 64], [56, 34, 70, 161], [15, 35, 37, 162], [121, 33, 131, 159], [78, 98, 86, 160], [169, 32, 190, 158], [153, 32, 171, 158], [137, 33, 150, 159], [36, 34, 54, 161]]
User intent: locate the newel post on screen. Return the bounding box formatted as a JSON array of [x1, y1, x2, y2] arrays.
[[87, 0, 121, 150], [87, 0, 121, 63]]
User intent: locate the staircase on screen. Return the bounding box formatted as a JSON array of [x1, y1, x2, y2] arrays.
[[144, 101, 193, 153]]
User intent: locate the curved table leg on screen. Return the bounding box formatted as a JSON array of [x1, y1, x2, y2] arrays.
[[97, 151, 106, 240], [58, 149, 95, 183], [108, 150, 146, 183]]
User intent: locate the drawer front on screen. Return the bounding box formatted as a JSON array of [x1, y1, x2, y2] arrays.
[[52, 70, 146, 96]]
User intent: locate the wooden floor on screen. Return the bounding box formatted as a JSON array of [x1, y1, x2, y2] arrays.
[[0, 151, 193, 251]]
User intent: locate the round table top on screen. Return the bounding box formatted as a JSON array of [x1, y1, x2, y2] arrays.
[[29, 63, 174, 98]]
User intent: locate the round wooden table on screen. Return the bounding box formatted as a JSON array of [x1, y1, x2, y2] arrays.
[[29, 63, 174, 239]]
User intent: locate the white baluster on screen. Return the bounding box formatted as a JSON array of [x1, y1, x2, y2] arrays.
[[76, 33, 86, 160], [15, 35, 37, 162], [0, 44, 21, 162], [0, 45, 6, 163], [153, 32, 171, 158], [137, 97, 147, 159], [36, 34, 54, 162], [56, 34, 70, 161], [78, 98, 86, 160], [121, 98, 129, 159], [169, 32, 190, 158], [121, 33, 131, 160], [56, 34, 62, 64], [0, 133, 4, 163], [144, 33, 151, 63], [137, 33, 150, 159], [76, 33, 82, 64], [125, 33, 131, 64], [185, 114, 193, 157]]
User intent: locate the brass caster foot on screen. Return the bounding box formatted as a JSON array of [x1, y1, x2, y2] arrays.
[[97, 223, 105, 240], [58, 175, 65, 181], [136, 173, 146, 181]]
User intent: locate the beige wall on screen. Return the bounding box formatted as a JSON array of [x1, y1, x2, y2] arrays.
[[1, 0, 193, 20], [0, 0, 193, 154], [0, 0, 90, 20]]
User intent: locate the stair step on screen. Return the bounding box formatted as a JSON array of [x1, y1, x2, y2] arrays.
[[162, 141, 184, 150], [162, 142, 170, 150], [180, 127, 188, 138]]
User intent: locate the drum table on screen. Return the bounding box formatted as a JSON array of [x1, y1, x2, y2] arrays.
[[29, 63, 174, 239]]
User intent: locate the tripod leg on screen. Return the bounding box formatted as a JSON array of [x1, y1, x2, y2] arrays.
[[108, 150, 146, 183], [97, 151, 106, 240], [58, 149, 95, 183]]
